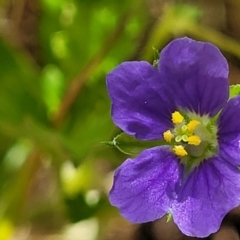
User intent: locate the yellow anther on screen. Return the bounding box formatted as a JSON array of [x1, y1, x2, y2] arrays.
[[172, 111, 184, 124], [188, 135, 201, 146], [187, 120, 200, 132], [163, 130, 174, 143], [173, 145, 188, 157]]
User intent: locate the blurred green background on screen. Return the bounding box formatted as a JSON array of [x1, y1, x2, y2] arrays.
[[0, 0, 240, 239]]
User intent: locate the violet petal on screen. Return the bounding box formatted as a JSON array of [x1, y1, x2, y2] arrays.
[[218, 96, 240, 165], [109, 146, 182, 223], [172, 157, 240, 237], [106, 61, 175, 140], [158, 37, 229, 116]]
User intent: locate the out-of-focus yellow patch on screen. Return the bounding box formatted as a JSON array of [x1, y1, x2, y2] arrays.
[[0, 219, 14, 240]]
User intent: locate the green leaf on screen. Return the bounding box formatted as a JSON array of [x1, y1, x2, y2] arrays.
[[229, 84, 240, 98], [107, 132, 165, 156]]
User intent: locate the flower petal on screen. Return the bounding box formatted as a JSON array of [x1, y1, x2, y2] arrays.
[[106, 61, 175, 140], [218, 96, 240, 165], [109, 146, 182, 223], [172, 157, 240, 237], [158, 37, 229, 116]]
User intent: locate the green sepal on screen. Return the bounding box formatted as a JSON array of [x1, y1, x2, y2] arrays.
[[104, 132, 165, 156], [166, 212, 172, 222], [229, 84, 240, 99]]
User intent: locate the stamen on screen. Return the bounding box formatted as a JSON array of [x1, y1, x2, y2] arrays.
[[163, 130, 174, 143], [173, 145, 188, 156], [188, 135, 201, 146], [187, 120, 200, 132], [172, 111, 184, 124]]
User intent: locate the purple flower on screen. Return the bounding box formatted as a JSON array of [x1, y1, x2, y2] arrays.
[[106, 37, 240, 237]]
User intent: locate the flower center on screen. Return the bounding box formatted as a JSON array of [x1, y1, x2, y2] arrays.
[[163, 111, 218, 169]]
